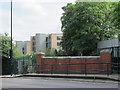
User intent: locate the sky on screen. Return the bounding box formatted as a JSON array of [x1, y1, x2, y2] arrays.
[[0, 0, 76, 41]]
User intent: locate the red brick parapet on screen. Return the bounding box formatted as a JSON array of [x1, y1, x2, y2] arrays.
[[35, 51, 112, 74], [99, 49, 112, 73], [100, 49, 112, 62], [36, 52, 45, 65]]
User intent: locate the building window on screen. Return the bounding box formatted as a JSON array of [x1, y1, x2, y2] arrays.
[[46, 43, 48, 48], [49, 36, 51, 39], [33, 36, 35, 40], [33, 42, 35, 46], [57, 36, 62, 40], [57, 42, 61, 47], [33, 47, 36, 52], [46, 37, 48, 42], [22, 47, 25, 54]]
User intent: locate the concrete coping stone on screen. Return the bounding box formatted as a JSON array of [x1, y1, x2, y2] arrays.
[[100, 49, 112, 53], [43, 56, 100, 59], [35, 52, 45, 55]]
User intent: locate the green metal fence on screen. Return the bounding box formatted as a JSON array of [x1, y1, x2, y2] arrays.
[[12, 60, 18, 74], [2, 57, 11, 75], [12, 54, 36, 74], [112, 47, 120, 74]]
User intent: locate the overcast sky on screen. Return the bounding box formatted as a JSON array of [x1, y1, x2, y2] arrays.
[[0, 0, 76, 41]]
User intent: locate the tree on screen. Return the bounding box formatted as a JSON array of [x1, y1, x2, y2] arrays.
[[45, 48, 56, 56], [61, 2, 119, 56], [113, 1, 120, 30], [54, 49, 67, 56], [112, 1, 120, 40], [0, 33, 21, 75], [0, 33, 21, 58]]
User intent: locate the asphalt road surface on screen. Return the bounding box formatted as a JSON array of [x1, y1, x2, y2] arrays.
[[2, 77, 119, 88]]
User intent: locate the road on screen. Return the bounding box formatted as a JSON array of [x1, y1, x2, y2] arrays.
[[2, 77, 119, 88]]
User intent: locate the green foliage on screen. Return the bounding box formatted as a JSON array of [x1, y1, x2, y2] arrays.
[[38, 49, 43, 53], [0, 33, 11, 58], [16, 53, 35, 61], [13, 46, 22, 59], [45, 48, 57, 56], [118, 33, 120, 41], [112, 1, 120, 30], [55, 49, 67, 56], [112, 2, 120, 41], [61, 2, 119, 56], [0, 33, 21, 75], [45, 48, 66, 56], [0, 33, 21, 59]]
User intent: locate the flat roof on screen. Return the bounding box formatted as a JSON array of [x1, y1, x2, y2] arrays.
[[97, 38, 120, 49]]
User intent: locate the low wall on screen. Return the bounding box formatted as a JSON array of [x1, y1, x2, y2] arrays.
[[35, 51, 111, 74]]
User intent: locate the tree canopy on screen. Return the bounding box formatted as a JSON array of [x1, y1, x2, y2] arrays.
[[113, 1, 120, 41], [113, 1, 120, 30], [0, 33, 22, 59], [61, 2, 119, 56]]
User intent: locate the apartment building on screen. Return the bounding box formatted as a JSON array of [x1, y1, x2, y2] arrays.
[[16, 41, 32, 55], [31, 33, 48, 53], [26, 41, 32, 54], [30, 33, 63, 53], [16, 33, 63, 54], [46, 33, 63, 50]]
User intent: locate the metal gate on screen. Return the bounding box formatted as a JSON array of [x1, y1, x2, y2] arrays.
[[112, 47, 120, 74]]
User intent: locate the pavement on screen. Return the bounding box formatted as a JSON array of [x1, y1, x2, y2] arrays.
[[2, 77, 119, 88], [0, 73, 119, 81]]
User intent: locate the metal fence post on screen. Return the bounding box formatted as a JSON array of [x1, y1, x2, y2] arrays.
[[67, 62, 68, 75], [51, 64, 53, 74], [55, 59, 57, 73], [85, 59, 87, 75], [107, 63, 109, 76]]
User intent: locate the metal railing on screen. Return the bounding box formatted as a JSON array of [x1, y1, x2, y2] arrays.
[[27, 62, 112, 76], [112, 47, 120, 74]]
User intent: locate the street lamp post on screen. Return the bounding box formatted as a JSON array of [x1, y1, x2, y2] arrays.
[[22, 47, 25, 74], [10, 0, 13, 76]]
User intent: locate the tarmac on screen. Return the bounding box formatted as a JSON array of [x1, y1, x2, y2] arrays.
[[0, 73, 120, 82]]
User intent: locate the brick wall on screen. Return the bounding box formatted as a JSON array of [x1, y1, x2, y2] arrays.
[[35, 51, 111, 74]]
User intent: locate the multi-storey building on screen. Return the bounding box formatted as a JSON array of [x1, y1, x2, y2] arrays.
[[16, 33, 63, 54], [46, 33, 63, 50], [31, 33, 48, 53], [25, 41, 32, 54], [16, 41, 32, 55]]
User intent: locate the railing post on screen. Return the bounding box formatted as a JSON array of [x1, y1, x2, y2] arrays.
[[85, 59, 87, 75], [51, 64, 53, 74], [67, 62, 68, 75], [55, 59, 57, 73], [107, 63, 109, 76]]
